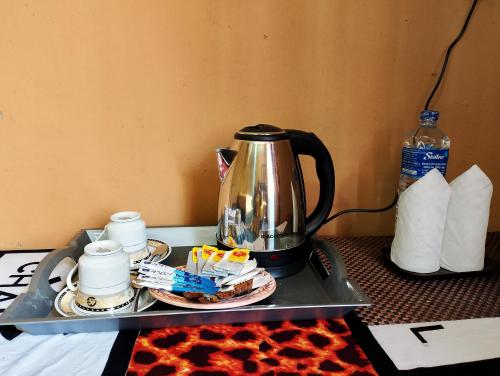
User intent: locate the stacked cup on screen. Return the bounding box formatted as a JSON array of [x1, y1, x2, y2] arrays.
[[106, 211, 149, 268], [65, 211, 151, 315], [66, 240, 135, 314]]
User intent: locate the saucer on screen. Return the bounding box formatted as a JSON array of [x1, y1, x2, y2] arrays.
[[55, 287, 157, 317], [130, 239, 171, 269]]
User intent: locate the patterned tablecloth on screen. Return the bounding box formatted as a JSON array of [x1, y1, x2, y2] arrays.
[[327, 233, 500, 326]]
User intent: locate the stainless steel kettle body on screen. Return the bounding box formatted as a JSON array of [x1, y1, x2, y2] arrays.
[[216, 125, 335, 277]]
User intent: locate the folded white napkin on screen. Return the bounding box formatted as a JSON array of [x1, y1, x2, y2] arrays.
[[391, 169, 451, 273], [440, 165, 493, 272], [369, 318, 500, 370]]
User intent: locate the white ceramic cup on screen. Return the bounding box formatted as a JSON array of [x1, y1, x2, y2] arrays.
[[66, 240, 134, 312], [106, 211, 148, 256]]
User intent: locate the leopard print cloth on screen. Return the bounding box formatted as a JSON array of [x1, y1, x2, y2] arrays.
[[127, 319, 376, 375]]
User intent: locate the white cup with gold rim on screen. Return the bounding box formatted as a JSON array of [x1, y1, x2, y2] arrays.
[[66, 240, 134, 313]]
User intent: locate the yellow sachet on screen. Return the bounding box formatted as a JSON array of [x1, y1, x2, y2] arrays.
[[192, 247, 199, 263], [213, 249, 226, 262], [202, 249, 228, 277], [202, 245, 218, 260], [186, 247, 199, 274], [228, 248, 250, 263], [213, 248, 251, 275]]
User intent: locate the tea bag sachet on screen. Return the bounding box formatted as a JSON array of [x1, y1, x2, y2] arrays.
[[197, 245, 217, 274], [239, 258, 257, 275], [195, 248, 203, 274], [214, 248, 250, 275], [202, 249, 228, 277], [185, 247, 199, 274]]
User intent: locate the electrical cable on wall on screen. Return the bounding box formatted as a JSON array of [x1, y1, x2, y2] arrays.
[[425, 0, 479, 110], [324, 0, 479, 223]]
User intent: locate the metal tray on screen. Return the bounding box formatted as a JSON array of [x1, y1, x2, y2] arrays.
[[0, 226, 370, 335]]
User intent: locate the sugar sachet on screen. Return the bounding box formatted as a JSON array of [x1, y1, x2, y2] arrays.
[[138, 266, 215, 288], [214, 263, 260, 286], [135, 276, 218, 294], [251, 271, 273, 289], [139, 260, 216, 287], [223, 267, 263, 286], [136, 273, 218, 293]]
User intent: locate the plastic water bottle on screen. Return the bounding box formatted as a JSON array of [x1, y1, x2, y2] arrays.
[[398, 110, 450, 193]]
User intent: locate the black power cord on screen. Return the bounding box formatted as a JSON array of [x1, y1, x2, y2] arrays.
[[425, 0, 479, 110], [323, 193, 398, 225], [324, 0, 479, 223]]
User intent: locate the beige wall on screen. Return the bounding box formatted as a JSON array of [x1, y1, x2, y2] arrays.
[[0, 0, 499, 249]]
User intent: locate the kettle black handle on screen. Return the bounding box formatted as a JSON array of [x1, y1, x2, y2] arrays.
[[286, 129, 335, 236]]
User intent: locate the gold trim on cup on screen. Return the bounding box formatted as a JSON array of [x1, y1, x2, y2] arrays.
[[75, 287, 134, 311]]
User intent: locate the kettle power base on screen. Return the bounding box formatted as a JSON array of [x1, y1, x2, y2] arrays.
[[262, 258, 307, 279], [0, 226, 370, 335]]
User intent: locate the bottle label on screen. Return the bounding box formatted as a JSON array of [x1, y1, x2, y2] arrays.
[[401, 147, 449, 179]]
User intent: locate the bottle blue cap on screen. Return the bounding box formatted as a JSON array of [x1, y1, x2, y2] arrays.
[[420, 110, 439, 121]]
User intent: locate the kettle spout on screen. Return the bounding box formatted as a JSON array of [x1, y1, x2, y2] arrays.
[[216, 148, 237, 182]]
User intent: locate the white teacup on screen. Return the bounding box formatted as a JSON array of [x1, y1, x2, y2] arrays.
[[66, 240, 134, 313], [106, 211, 149, 265]]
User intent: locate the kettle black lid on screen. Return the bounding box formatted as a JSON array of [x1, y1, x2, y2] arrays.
[[235, 124, 289, 141]]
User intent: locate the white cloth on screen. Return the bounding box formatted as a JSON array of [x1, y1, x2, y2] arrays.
[[0, 251, 118, 376], [391, 169, 451, 273], [369, 318, 500, 370], [440, 165, 493, 272], [0, 331, 118, 376], [0, 228, 218, 375]]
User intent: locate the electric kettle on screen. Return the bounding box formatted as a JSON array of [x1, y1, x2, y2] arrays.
[[216, 124, 335, 277]]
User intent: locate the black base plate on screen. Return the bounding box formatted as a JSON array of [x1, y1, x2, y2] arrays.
[[381, 247, 500, 278]]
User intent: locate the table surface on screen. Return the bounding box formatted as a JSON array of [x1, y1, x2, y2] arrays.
[[327, 233, 500, 326], [2, 233, 499, 376], [123, 234, 500, 375]]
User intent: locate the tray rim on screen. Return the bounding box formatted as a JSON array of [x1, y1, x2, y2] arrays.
[[0, 225, 370, 333]]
